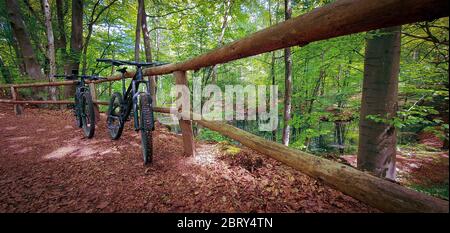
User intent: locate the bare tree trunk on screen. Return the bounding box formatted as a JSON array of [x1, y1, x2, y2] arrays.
[[282, 0, 292, 146], [81, 24, 94, 74], [81, 0, 118, 75], [5, 0, 43, 80], [270, 51, 277, 142], [55, 0, 67, 58], [210, 0, 232, 84], [358, 26, 401, 180], [55, 0, 67, 103], [43, 0, 57, 101], [141, 0, 157, 106], [135, 0, 144, 62], [65, 0, 83, 98]]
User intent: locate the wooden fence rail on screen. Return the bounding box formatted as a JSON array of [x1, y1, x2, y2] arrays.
[[0, 0, 448, 213]]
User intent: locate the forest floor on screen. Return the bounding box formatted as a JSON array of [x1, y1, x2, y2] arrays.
[[0, 105, 376, 213], [342, 134, 449, 200]]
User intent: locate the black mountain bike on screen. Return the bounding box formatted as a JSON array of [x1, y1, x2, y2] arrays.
[[54, 70, 104, 138], [96, 59, 166, 165]]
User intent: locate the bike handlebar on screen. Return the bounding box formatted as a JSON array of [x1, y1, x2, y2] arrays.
[[96, 58, 169, 67], [53, 74, 105, 81]]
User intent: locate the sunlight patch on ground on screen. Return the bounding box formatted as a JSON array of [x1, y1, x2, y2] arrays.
[[5, 126, 17, 130], [188, 145, 218, 167], [16, 147, 32, 154], [45, 145, 79, 159], [8, 144, 21, 149], [44, 139, 120, 160], [6, 136, 30, 141], [182, 144, 257, 185], [36, 129, 46, 132]]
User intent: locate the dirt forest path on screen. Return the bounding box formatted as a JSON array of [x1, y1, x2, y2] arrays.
[[0, 105, 375, 212]]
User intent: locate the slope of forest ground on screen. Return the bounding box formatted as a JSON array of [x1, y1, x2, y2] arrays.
[[342, 136, 449, 200], [0, 105, 377, 213]]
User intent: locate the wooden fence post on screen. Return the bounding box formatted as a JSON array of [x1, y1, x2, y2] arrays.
[[174, 70, 196, 156], [89, 82, 100, 122], [10, 86, 23, 115]]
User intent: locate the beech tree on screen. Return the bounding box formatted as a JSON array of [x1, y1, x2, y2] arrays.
[[42, 0, 56, 100], [358, 26, 402, 180], [5, 0, 43, 80]]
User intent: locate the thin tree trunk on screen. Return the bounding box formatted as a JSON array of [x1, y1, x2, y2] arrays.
[[5, 0, 43, 80], [358, 26, 401, 180], [205, 0, 233, 85], [268, 0, 279, 142], [43, 0, 57, 101], [81, 0, 118, 75], [282, 0, 292, 146], [270, 51, 277, 141], [55, 0, 67, 103], [135, 0, 144, 62], [81, 25, 94, 74], [55, 0, 67, 57], [65, 0, 83, 98], [141, 0, 157, 106]]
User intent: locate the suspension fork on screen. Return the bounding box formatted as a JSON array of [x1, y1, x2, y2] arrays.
[[132, 67, 142, 130], [132, 79, 139, 130]]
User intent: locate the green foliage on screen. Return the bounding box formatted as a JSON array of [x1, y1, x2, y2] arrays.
[[197, 128, 230, 142], [410, 183, 449, 200]]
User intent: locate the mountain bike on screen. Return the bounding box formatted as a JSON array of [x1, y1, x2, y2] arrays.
[[96, 59, 166, 165], [54, 70, 105, 138]]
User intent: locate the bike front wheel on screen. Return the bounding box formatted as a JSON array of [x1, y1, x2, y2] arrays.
[[107, 92, 124, 140], [81, 91, 95, 138], [139, 93, 154, 165]]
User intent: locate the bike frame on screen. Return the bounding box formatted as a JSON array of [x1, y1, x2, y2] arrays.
[[117, 66, 153, 131], [74, 77, 89, 117]]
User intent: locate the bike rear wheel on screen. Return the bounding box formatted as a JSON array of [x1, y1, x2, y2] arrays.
[[107, 92, 124, 140], [139, 93, 154, 165], [81, 91, 95, 138]]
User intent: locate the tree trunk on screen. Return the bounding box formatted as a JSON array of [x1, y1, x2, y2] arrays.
[[270, 51, 277, 142], [5, 0, 43, 80], [81, 25, 94, 74], [55, 0, 67, 53], [135, 0, 144, 62], [10, 33, 27, 76], [65, 0, 83, 98], [209, 0, 232, 84], [358, 26, 401, 180], [141, 0, 157, 106], [268, 0, 279, 142], [43, 0, 57, 101], [282, 0, 292, 146], [81, 0, 117, 75]]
